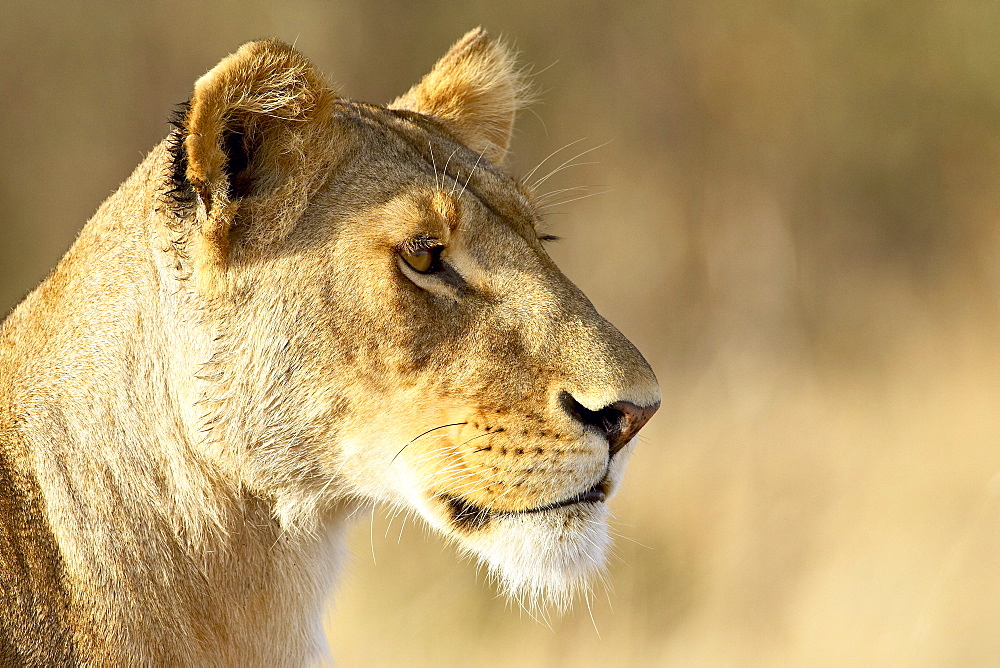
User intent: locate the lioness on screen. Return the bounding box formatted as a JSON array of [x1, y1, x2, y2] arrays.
[[0, 29, 659, 664]]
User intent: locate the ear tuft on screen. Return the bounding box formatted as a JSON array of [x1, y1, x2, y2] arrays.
[[390, 28, 530, 164]]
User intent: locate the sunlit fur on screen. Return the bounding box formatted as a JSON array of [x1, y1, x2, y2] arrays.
[[0, 29, 659, 664]]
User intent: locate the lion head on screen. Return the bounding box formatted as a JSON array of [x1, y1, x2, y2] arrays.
[[162, 28, 660, 609]]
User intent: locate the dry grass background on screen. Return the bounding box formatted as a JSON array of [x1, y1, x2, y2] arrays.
[[3, 1, 1000, 664]]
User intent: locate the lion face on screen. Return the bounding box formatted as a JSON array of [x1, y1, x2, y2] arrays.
[[171, 31, 659, 608]]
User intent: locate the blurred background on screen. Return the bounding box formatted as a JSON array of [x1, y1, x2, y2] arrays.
[[3, 1, 1000, 664]]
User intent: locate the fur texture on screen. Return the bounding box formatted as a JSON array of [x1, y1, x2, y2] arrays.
[[0, 29, 659, 665]]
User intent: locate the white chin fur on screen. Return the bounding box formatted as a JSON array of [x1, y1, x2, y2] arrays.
[[462, 503, 611, 612]]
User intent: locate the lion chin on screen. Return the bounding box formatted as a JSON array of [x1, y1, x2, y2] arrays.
[[404, 489, 612, 610], [472, 505, 614, 611], [400, 435, 638, 612]]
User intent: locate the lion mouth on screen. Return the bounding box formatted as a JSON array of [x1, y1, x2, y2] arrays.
[[516, 481, 607, 514], [442, 480, 608, 531]]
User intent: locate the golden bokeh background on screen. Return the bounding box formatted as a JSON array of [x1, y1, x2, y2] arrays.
[[3, 1, 1000, 664]]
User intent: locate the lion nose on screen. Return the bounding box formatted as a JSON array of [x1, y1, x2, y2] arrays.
[[560, 392, 660, 458]]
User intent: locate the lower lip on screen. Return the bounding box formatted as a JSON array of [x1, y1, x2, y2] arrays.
[[443, 481, 609, 530], [514, 481, 607, 515]]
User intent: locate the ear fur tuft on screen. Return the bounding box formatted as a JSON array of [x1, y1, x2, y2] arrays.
[[390, 28, 530, 164]]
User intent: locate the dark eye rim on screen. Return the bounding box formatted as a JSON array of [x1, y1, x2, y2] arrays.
[[398, 238, 446, 274]]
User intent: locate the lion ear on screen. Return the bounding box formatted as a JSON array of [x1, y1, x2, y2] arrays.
[[390, 28, 527, 164], [181, 40, 336, 277]]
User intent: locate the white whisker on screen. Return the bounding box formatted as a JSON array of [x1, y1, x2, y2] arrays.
[[460, 147, 487, 199], [536, 185, 591, 204], [530, 141, 610, 191], [428, 141, 440, 190], [539, 189, 610, 210], [521, 136, 588, 184]]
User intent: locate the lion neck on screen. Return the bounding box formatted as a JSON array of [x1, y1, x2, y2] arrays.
[[1, 142, 345, 663]]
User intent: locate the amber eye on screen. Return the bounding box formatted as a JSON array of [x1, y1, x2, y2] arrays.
[[399, 243, 444, 274]]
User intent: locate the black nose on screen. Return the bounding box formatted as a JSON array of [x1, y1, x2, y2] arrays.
[[560, 391, 660, 457]]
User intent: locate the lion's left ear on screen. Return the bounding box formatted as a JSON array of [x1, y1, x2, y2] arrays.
[[181, 40, 336, 282], [390, 28, 527, 164]]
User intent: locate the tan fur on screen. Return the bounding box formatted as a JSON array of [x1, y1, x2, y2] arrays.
[[0, 29, 659, 665], [391, 28, 529, 164]]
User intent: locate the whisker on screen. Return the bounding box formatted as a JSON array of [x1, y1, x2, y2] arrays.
[[535, 185, 591, 204], [458, 431, 496, 448], [538, 160, 599, 186], [532, 160, 600, 191], [530, 141, 610, 191], [390, 422, 467, 465], [383, 504, 405, 539], [460, 147, 487, 200], [521, 136, 588, 184], [523, 106, 550, 137], [396, 510, 409, 544], [428, 141, 440, 190], [585, 589, 601, 638], [400, 439, 461, 468], [442, 147, 460, 190], [539, 189, 610, 210]]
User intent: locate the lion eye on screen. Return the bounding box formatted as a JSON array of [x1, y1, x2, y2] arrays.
[[400, 243, 444, 274]]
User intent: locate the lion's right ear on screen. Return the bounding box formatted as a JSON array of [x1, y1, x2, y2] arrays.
[[179, 40, 336, 286], [390, 28, 528, 165]]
